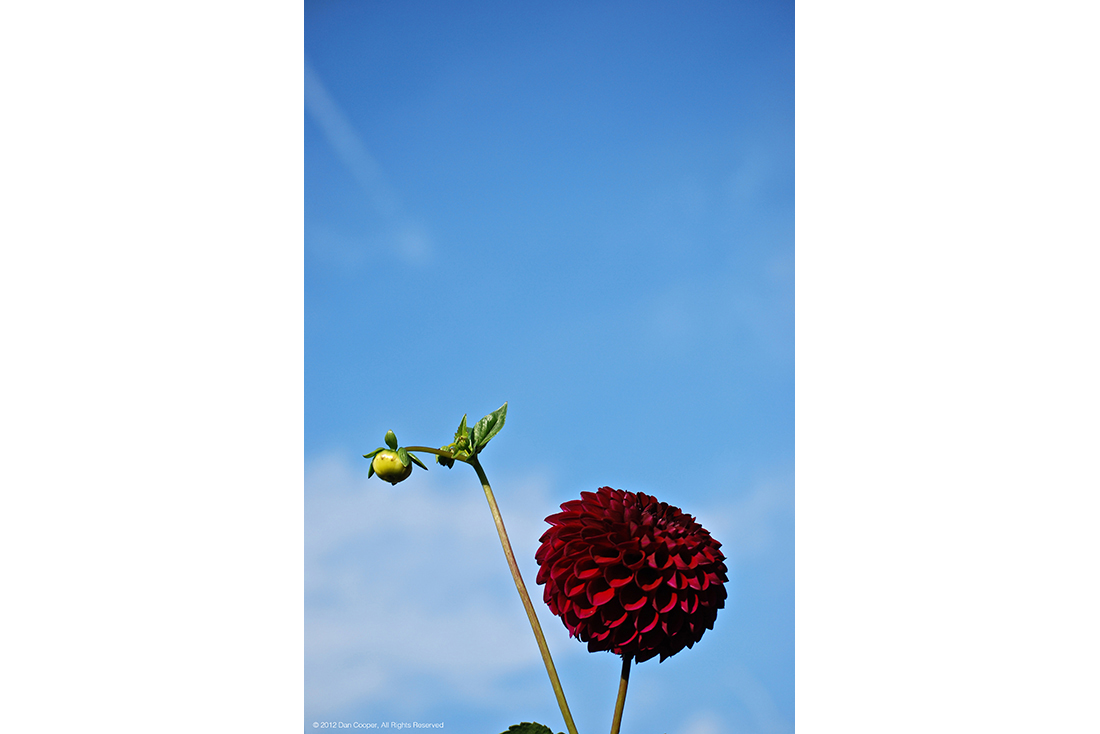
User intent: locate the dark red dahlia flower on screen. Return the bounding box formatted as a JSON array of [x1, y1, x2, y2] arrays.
[[535, 487, 727, 663]]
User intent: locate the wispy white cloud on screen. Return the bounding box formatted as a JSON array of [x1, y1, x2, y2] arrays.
[[304, 59, 433, 265], [637, 274, 793, 367], [671, 665, 793, 734], [304, 61, 398, 219], [305, 453, 560, 716], [725, 663, 793, 734], [392, 220, 432, 265], [305, 454, 794, 728], [677, 711, 725, 734], [707, 473, 794, 563]]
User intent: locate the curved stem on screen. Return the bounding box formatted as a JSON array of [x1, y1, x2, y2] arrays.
[[403, 446, 455, 459], [610, 656, 632, 734], [468, 456, 580, 734]]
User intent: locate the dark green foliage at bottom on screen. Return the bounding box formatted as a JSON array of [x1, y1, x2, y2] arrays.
[[498, 723, 561, 734]]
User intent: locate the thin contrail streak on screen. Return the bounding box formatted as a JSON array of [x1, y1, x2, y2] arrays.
[[304, 58, 399, 219]]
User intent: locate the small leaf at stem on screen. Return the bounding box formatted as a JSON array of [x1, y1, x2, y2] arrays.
[[396, 447, 410, 467], [384, 430, 398, 450], [409, 453, 428, 470], [472, 401, 508, 451]]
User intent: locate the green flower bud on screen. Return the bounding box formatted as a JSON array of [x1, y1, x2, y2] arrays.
[[372, 449, 413, 484]]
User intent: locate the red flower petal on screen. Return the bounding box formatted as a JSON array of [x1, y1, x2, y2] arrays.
[[603, 564, 634, 588], [654, 587, 678, 614], [592, 545, 623, 565], [612, 624, 637, 647], [635, 566, 664, 592], [622, 549, 645, 569], [618, 583, 648, 611], [563, 574, 587, 598], [586, 578, 616, 607], [636, 606, 659, 634], [600, 601, 629, 629], [550, 559, 576, 581], [681, 594, 699, 615], [646, 545, 672, 570], [573, 557, 601, 579], [574, 602, 599, 619]]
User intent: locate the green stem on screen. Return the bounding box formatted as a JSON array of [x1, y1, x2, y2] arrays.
[[610, 656, 631, 734], [468, 456, 580, 734], [403, 446, 454, 458]]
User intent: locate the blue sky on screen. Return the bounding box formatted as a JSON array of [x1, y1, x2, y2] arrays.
[[305, 2, 793, 732], [4, 3, 1097, 734]]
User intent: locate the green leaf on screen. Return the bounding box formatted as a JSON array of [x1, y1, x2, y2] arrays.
[[385, 430, 398, 450], [498, 723, 559, 734], [397, 447, 410, 467], [472, 402, 508, 451], [409, 453, 429, 471], [367, 462, 376, 479], [455, 414, 469, 441], [362, 448, 384, 460]]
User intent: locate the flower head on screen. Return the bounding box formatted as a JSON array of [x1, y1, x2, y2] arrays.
[[535, 487, 727, 663]]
